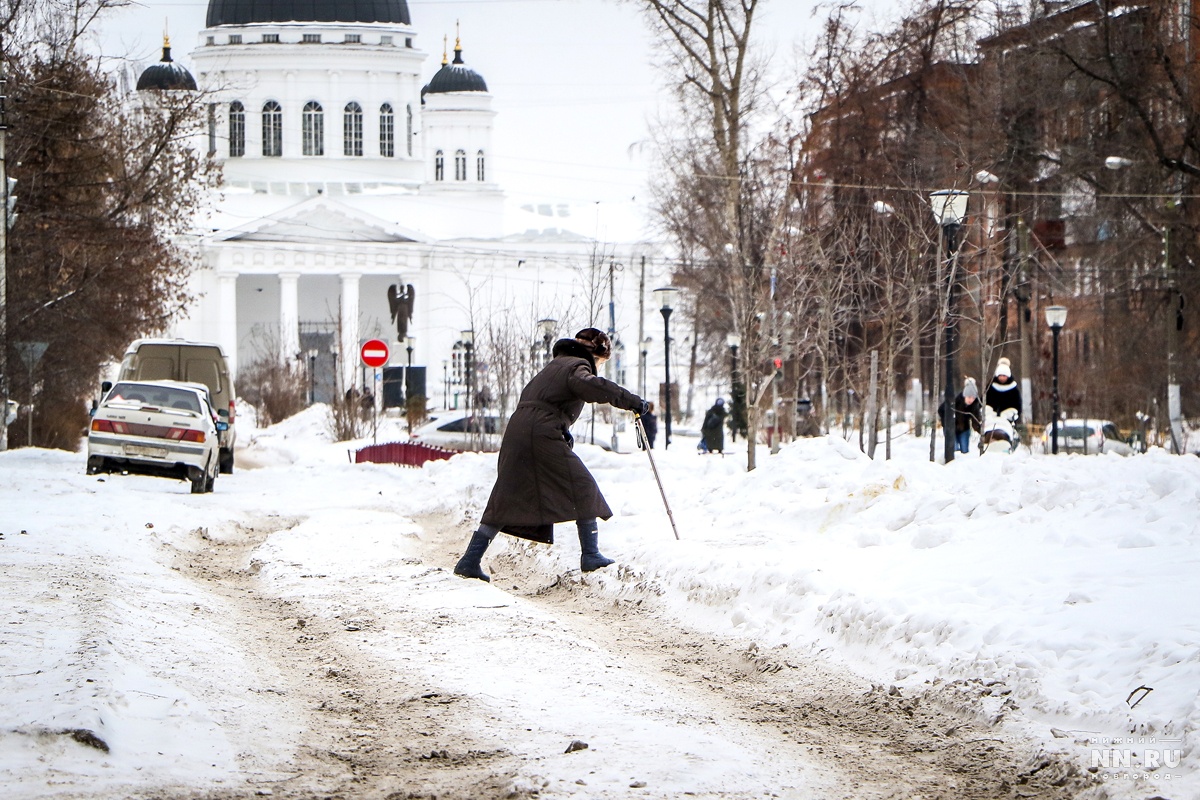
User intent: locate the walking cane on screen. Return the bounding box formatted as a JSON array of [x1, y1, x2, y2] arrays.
[[634, 414, 680, 540]]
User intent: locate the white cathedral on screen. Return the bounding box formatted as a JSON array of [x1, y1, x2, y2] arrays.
[[138, 0, 662, 409]]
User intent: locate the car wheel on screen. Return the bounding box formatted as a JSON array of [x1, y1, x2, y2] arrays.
[[86, 455, 107, 475], [219, 448, 234, 474]]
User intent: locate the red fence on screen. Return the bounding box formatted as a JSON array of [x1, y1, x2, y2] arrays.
[[355, 441, 457, 468]]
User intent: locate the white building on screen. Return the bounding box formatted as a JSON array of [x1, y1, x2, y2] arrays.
[[141, 0, 662, 409]]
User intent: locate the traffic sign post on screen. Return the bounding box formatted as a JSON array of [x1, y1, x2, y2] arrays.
[[360, 340, 390, 444]]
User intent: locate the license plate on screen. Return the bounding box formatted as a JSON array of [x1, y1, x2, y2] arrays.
[[124, 444, 168, 459]]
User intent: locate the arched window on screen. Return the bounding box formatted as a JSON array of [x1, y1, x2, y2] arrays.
[[344, 102, 363, 157], [229, 101, 245, 158], [302, 101, 324, 156], [435, 150, 444, 181], [405, 104, 413, 157], [262, 100, 282, 157], [476, 149, 485, 182], [379, 103, 394, 157], [454, 149, 466, 181]]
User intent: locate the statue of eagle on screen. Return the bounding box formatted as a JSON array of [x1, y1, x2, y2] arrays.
[[387, 283, 415, 342]]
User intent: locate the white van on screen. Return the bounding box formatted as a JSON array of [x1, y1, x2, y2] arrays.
[[112, 339, 238, 473]]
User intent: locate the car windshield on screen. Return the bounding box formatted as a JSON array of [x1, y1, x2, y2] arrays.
[[1059, 425, 1096, 439], [107, 383, 202, 413]]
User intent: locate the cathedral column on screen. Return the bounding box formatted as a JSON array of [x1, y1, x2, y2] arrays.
[[218, 272, 239, 379], [340, 272, 361, 392], [279, 272, 301, 363]]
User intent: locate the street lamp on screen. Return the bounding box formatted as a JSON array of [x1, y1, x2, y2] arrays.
[[537, 318, 556, 366], [1045, 305, 1067, 455], [442, 359, 449, 409], [654, 287, 679, 448], [461, 329, 474, 414], [929, 189, 970, 463], [726, 331, 741, 443]]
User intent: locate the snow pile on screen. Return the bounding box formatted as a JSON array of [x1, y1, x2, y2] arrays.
[[2, 415, 1197, 798]]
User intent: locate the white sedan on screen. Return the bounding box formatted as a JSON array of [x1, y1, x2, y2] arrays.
[[87, 380, 225, 493]]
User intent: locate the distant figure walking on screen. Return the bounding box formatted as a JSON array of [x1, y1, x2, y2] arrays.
[[938, 378, 982, 454], [699, 398, 727, 454], [638, 401, 658, 450], [986, 357, 1021, 421]]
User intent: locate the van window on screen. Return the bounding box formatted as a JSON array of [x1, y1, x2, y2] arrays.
[[138, 356, 176, 380], [184, 358, 223, 393]]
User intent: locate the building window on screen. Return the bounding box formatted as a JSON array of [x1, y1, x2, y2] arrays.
[[229, 101, 245, 157], [435, 150, 444, 181], [262, 100, 282, 157], [344, 33, 361, 43], [228, 34, 242, 44], [454, 149, 466, 181], [381, 35, 393, 45], [262, 33, 279, 43], [379, 103, 395, 157], [302, 33, 321, 43], [206, 36, 215, 46], [476, 150, 485, 182], [302, 101, 324, 156], [405, 104, 413, 156], [343, 102, 363, 157]]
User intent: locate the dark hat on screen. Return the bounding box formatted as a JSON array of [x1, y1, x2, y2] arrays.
[[574, 328, 611, 359], [715, 398, 725, 406]]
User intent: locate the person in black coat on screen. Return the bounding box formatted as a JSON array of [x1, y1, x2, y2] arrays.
[[699, 398, 728, 454], [985, 357, 1022, 421], [638, 401, 658, 449], [453, 328, 649, 582]]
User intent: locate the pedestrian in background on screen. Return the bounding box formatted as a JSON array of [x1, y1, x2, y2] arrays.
[[699, 398, 727, 454], [986, 357, 1022, 421], [638, 401, 658, 450], [939, 378, 982, 454], [453, 328, 649, 582]]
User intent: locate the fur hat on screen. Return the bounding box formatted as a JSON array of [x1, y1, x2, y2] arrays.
[[995, 357, 1012, 379], [963, 377, 979, 399], [574, 327, 612, 359]]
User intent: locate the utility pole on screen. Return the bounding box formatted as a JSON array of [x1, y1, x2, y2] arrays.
[[1163, 225, 1183, 453]]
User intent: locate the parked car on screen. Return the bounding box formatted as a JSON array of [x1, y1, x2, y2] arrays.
[[87, 380, 225, 493], [1041, 419, 1135, 456], [112, 339, 237, 473], [410, 413, 503, 452]]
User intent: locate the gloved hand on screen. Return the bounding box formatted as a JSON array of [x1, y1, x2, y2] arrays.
[[636, 399, 651, 416]]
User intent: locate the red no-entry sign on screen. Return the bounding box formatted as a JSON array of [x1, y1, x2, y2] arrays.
[[360, 339, 390, 368]]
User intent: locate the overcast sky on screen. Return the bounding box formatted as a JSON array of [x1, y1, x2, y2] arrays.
[[94, 1, 887, 218]]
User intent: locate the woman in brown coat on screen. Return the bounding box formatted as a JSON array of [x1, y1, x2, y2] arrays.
[[454, 328, 649, 582]]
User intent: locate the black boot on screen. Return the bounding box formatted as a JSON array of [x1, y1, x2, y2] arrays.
[[577, 519, 615, 572], [454, 528, 496, 582]]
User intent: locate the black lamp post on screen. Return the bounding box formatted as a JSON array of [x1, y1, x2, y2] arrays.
[[538, 318, 556, 367], [654, 287, 679, 448], [442, 359, 449, 409], [930, 189, 970, 463], [1046, 305, 1067, 455], [727, 331, 741, 443], [461, 329, 474, 414]]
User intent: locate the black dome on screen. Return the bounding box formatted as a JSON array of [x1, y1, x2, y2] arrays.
[[422, 44, 487, 96], [137, 45, 198, 91], [206, 0, 411, 27]]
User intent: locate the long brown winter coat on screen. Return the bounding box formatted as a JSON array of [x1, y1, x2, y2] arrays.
[[480, 338, 644, 544]]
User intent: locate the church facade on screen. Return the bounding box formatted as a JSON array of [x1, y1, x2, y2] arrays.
[[149, 0, 661, 408]]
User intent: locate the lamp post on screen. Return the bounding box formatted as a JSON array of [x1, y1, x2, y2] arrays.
[[306, 348, 318, 404], [929, 189, 970, 463], [537, 318, 556, 367], [1045, 305, 1067, 455], [461, 329, 474, 414], [442, 359, 449, 409], [727, 332, 741, 443], [654, 287, 679, 448]]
